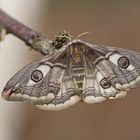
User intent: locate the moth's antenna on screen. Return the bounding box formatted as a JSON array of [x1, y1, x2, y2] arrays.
[[76, 31, 91, 39]]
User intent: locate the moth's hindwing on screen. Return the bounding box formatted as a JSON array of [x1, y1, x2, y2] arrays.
[[2, 40, 140, 110]]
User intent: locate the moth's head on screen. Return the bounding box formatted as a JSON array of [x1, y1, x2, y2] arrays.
[[1, 61, 55, 104], [52, 30, 73, 49]]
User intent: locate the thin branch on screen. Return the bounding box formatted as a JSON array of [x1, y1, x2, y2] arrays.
[[0, 9, 53, 55]]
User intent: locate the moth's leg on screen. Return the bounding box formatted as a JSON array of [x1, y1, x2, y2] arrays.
[[0, 9, 54, 55], [0, 27, 7, 42]]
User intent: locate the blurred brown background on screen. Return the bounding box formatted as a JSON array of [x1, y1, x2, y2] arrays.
[[1, 0, 140, 140]]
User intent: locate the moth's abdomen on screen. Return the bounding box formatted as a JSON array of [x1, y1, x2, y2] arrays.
[[70, 43, 86, 90], [72, 66, 85, 90]]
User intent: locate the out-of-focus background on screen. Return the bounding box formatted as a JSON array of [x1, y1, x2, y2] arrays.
[[0, 0, 140, 140]]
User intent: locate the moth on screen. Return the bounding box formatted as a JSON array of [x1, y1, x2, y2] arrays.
[[2, 31, 140, 111], [2, 9, 139, 111]]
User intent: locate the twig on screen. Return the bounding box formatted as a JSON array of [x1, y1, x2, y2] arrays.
[[0, 9, 53, 55]]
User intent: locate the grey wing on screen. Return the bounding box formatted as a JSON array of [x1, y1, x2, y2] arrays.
[[82, 44, 140, 104], [2, 49, 81, 111]]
